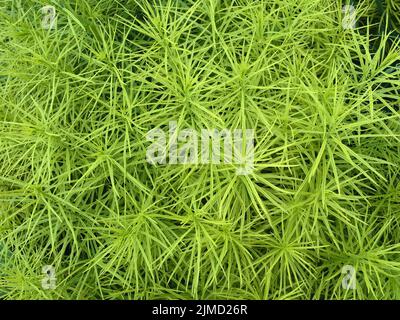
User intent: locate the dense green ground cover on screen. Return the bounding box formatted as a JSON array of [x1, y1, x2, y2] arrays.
[[0, 0, 400, 299]]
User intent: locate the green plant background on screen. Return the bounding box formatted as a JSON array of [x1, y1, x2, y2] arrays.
[[1, 0, 400, 299]]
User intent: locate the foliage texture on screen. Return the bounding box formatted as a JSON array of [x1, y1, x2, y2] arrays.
[[0, 0, 400, 299]]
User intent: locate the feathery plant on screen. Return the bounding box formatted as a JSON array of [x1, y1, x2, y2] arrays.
[[0, 0, 400, 299]]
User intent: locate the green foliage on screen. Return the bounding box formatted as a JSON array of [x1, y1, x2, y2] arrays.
[[0, 0, 400, 299]]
